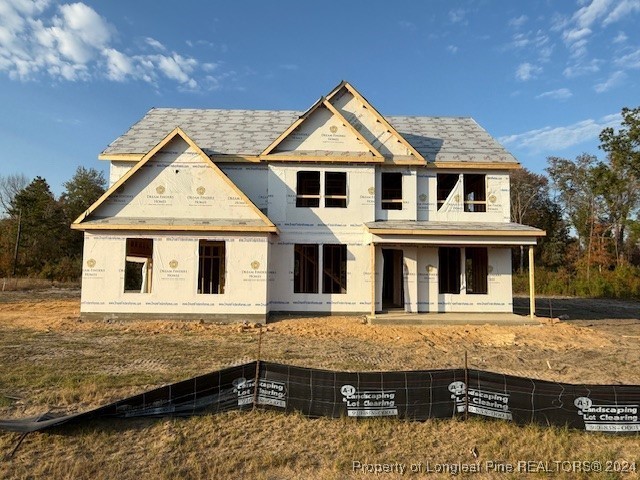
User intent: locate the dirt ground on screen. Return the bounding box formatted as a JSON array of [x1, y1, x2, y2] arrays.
[[0, 289, 639, 479], [1, 289, 639, 413]]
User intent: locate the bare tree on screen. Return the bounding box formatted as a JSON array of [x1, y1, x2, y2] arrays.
[[0, 173, 29, 216]]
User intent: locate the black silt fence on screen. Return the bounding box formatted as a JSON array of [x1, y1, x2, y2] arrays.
[[1, 362, 638, 435]]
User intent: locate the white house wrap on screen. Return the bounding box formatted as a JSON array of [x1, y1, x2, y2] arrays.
[[73, 81, 545, 321]]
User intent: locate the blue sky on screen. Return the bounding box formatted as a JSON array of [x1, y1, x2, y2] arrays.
[[1, 0, 639, 197]]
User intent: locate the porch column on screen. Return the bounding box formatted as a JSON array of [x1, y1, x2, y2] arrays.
[[370, 243, 376, 316], [528, 245, 535, 318]]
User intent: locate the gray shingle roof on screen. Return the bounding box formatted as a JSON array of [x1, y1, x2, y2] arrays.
[[102, 108, 517, 164]]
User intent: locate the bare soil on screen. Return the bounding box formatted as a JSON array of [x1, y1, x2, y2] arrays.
[[0, 290, 639, 479]]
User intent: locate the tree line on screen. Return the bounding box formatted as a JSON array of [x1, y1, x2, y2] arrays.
[[511, 106, 640, 298], [1, 107, 638, 297], [0, 168, 106, 281]]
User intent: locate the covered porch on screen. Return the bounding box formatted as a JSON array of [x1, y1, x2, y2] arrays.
[[366, 221, 546, 322]]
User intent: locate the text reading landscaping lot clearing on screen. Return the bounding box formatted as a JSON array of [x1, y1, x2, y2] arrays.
[[0, 290, 639, 479]]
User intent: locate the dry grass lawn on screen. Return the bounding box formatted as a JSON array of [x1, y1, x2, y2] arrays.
[[1, 289, 639, 479]]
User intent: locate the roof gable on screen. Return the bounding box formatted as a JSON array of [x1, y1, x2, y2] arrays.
[[73, 128, 276, 232], [261, 94, 384, 161], [326, 82, 425, 162]]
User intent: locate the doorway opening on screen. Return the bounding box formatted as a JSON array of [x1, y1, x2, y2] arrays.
[[382, 249, 404, 310]]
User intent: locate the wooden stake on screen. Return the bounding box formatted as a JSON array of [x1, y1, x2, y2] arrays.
[[252, 326, 263, 410], [528, 246, 535, 318], [464, 350, 469, 421], [370, 243, 376, 317]]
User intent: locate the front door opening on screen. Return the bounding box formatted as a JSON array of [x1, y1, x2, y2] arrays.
[[382, 249, 404, 309]]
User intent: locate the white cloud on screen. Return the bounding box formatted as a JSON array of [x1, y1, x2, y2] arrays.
[[507, 30, 553, 62], [613, 31, 628, 43], [448, 8, 468, 24], [515, 62, 542, 81], [563, 27, 591, 43], [604, 0, 640, 25], [103, 47, 132, 81], [508, 15, 528, 28], [144, 37, 165, 51], [397, 20, 416, 30], [572, 0, 612, 29], [536, 88, 573, 100], [0, 2, 225, 90], [594, 70, 626, 92], [563, 58, 601, 77], [615, 48, 640, 69], [499, 113, 621, 152], [559, 0, 640, 59], [446, 45, 458, 54]]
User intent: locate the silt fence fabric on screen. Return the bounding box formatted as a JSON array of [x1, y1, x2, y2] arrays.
[[1, 362, 638, 434]]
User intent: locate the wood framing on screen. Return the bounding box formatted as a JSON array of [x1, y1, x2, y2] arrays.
[[327, 81, 426, 163], [71, 223, 277, 233], [529, 245, 536, 318]]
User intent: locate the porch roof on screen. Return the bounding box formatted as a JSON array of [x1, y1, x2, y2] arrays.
[[366, 221, 545, 245]]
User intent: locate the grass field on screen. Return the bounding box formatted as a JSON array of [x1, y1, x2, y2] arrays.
[[1, 289, 639, 479]]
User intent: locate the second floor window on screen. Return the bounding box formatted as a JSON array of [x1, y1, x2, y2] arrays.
[[437, 173, 487, 212], [296, 171, 320, 207], [324, 172, 347, 208], [381, 172, 402, 210], [464, 174, 486, 212]]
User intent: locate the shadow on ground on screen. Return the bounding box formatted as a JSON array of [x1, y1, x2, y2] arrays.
[[513, 296, 640, 321]]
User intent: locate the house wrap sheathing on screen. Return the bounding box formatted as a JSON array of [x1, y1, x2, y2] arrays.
[[73, 81, 545, 321]]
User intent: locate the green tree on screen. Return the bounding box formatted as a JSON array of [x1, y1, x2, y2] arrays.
[[510, 168, 569, 271], [59, 167, 106, 259], [60, 167, 106, 225], [600, 106, 640, 178], [547, 153, 638, 271], [7, 177, 67, 277]]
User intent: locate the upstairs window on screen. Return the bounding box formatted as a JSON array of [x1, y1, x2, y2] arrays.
[[323, 244, 347, 293], [381, 172, 402, 210], [324, 172, 347, 208], [124, 238, 153, 293], [437, 173, 458, 210], [294, 244, 319, 293], [296, 171, 320, 207], [198, 241, 225, 294], [463, 174, 486, 212]]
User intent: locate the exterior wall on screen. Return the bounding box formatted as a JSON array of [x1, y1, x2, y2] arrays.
[[109, 161, 136, 187], [80, 231, 270, 319], [374, 166, 417, 221], [374, 245, 512, 313], [97, 138, 263, 221], [266, 163, 375, 313], [268, 233, 371, 313], [220, 164, 269, 212], [417, 168, 511, 222], [93, 158, 518, 318]]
